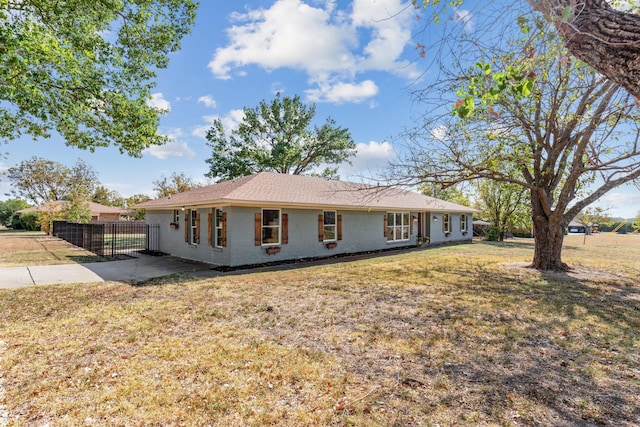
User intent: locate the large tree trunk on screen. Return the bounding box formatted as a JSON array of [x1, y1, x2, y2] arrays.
[[530, 190, 568, 271], [528, 0, 640, 99], [531, 214, 567, 270]]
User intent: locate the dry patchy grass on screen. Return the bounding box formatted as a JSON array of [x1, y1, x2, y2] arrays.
[[0, 231, 103, 267], [1, 235, 639, 426]]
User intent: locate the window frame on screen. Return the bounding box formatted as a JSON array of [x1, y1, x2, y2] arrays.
[[460, 214, 467, 232], [214, 208, 224, 248], [323, 210, 337, 242], [173, 209, 180, 223], [261, 208, 281, 246], [443, 213, 451, 234], [190, 209, 198, 245], [387, 211, 411, 242]]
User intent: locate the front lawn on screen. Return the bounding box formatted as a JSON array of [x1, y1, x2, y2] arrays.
[[1, 235, 639, 425]]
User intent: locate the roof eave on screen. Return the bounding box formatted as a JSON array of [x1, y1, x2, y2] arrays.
[[134, 198, 480, 213]]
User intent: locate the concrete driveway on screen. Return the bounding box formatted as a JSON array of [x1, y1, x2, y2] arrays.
[[0, 254, 217, 289]]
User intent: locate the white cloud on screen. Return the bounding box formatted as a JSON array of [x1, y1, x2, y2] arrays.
[[191, 110, 246, 140], [197, 95, 217, 108], [306, 79, 379, 103], [430, 125, 449, 142], [192, 115, 217, 140], [143, 128, 195, 160], [210, 0, 354, 79], [148, 93, 171, 111], [209, 0, 418, 103], [351, 0, 417, 72], [593, 189, 640, 218], [452, 9, 474, 33], [338, 140, 396, 180]]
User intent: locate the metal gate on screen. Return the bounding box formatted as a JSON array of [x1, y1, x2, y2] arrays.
[[53, 221, 160, 257]]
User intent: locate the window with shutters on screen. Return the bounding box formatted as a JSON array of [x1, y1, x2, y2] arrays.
[[460, 214, 467, 232], [262, 209, 280, 246], [190, 210, 198, 244], [387, 212, 410, 242], [215, 209, 225, 247], [443, 213, 451, 234], [323, 211, 336, 241]]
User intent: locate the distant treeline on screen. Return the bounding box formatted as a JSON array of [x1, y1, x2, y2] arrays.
[[597, 221, 635, 234]]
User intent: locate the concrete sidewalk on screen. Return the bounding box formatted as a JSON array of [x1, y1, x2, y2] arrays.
[[0, 254, 217, 289]]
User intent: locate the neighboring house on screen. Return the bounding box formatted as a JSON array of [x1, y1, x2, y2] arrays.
[[16, 201, 134, 221], [473, 220, 492, 236], [133, 172, 479, 267], [567, 220, 587, 235]]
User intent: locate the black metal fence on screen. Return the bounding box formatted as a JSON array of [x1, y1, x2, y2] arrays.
[[52, 221, 160, 257]]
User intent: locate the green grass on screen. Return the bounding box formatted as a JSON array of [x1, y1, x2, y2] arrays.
[[0, 234, 639, 425]]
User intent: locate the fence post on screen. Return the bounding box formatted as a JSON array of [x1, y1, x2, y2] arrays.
[[110, 223, 116, 257]]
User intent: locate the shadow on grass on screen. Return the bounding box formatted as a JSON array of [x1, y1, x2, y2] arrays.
[[423, 261, 640, 424], [131, 273, 200, 287]]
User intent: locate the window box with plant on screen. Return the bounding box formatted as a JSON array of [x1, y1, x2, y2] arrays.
[[169, 222, 179, 229]]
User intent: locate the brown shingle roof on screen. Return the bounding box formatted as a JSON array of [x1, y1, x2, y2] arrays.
[[17, 201, 134, 216], [133, 172, 478, 213]]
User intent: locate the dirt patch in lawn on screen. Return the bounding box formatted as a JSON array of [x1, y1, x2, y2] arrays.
[[503, 261, 632, 283]]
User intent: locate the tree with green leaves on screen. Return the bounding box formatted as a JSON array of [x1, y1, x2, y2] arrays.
[[474, 179, 530, 241], [0, 198, 30, 226], [5, 157, 99, 204], [1, 0, 197, 156], [92, 186, 125, 208], [63, 185, 92, 224], [396, 15, 640, 270], [125, 194, 151, 220], [205, 94, 356, 181], [415, 0, 640, 100], [419, 182, 471, 206], [574, 206, 612, 231], [633, 211, 640, 232], [152, 172, 202, 199]]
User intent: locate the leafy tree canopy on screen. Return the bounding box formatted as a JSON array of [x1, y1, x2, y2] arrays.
[[63, 185, 91, 224], [152, 172, 203, 199], [205, 94, 356, 181], [0, 198, 30, 226], [395, 13, 640, 270], [4, 156, 99, 204], [574, 206, 612, 227], [92, 185, 124, 208], [415, 0, 640, 100], [419, 182, 471, 206], [473, 179, 531, 241], [125, 193, 151, 220], [633, 211, 640, 232], [0, 0, 197, 156]]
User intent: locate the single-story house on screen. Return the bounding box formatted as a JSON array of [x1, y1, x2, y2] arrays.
[[16, 201, 134, 221], [567, 220, 587, 235], [133, 172, 479, 267]]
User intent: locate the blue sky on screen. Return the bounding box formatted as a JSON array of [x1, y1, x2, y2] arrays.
[[1, 0, 639, 218]]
